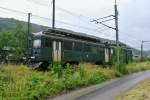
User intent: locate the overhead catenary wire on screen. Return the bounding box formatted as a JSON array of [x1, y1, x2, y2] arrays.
[[0, 8, 30, 20], [26, 0, 102, 28], [26, 0, 51, 7], [0, 6, 141, 40], [0, 4, 143, 50], [0, 6, 103, 33], [26, 0, 116, 35], [26, 0, 118, 31], [26, 0, 91, 20], [98, 18, 115, 23], [0, 6, 27, 15], [31, 15, 100, 32], [94, 15, 115, 21]]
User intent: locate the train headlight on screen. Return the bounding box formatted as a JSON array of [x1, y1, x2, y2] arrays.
[[31, 56, 35, 59]]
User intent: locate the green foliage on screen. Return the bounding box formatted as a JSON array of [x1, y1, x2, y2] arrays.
[[112, 47, 128, 74], [0, 64, 119, 99], [88, 71, 108, 84], [1, 62, 149, 99], [0, 22, 26, 60], [0, 18, 48, 33], [127, 61, 150, 74], [52, 63, 63, 78], [13, 22, 27, 59], [0, 19, 49, 60]]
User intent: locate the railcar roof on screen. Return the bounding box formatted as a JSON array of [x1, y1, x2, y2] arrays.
[[32, 28, 126, 46]]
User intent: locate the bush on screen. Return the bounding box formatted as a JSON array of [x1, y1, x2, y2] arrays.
[[112, 47, 128, 75], [1, 62, 149, 99], [88, 71, 108, 84], [127, 61, 150, 74]]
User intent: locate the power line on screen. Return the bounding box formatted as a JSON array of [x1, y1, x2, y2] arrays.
[[0, 6, 141, 43], [0, 6, 102, 33], [119, 31, 142, 42], [0, 6, 27, 15], [0, 6, 49, 20], [26, 0, 91, 20], [57, 7, 91, 20], [26, 0, 110, 33], [26, 0, 117, 32], [93, 15, 115, 21], [97, 27, 111, 33], [30, 14, 103, 33], [26, 0, 97, 27], [0, 8, 29, 20], [32, 15, 97, 30], [0, 5, 142, 50], [99, 18, 115, 23], [26, 0, 51, 7]]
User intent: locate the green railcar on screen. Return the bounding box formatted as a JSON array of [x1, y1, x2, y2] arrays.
[[28, 29, 132, 69]]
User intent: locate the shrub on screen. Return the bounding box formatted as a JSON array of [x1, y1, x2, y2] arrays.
[[1, 62, 149, 99], [127, 61, 150, 74], [88, 71, 108, 84], [112, 47, 128, 75]]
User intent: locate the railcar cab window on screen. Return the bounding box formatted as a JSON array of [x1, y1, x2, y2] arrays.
[[33, 39, 41, 48]]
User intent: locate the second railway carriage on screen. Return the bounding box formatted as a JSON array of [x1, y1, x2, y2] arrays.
[[28, 28, 132, 69]]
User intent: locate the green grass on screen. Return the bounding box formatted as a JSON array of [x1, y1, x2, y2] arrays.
[[0, 61, 150, 100], [127, 61, 150, 74]]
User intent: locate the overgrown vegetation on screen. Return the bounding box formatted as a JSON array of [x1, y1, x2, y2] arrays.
[[0, 19, 48, 61], [0, 22, 28, 61], [0, 62, 150, 100], [127, 61, 150, 74], [112, 47, 132, 74], [0, 64, 120, 100]]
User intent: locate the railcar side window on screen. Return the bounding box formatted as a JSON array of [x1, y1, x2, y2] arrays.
[[45, 39, 52, 47], [91, 46, 98, 53], [29, 40, 32, 47], [111, 49, 113, 54], [84, 44, 91, 52], [74, 43, 82, 51], [33, 39, 41, 48], [105, 48, 109, 54], [63, 41, 72, 50], [56, 42, 59, 50]]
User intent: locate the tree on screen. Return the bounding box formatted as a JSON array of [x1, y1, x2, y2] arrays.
[[12, 21, 27, 60]]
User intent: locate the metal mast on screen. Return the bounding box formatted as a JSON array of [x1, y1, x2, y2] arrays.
[[91, 0, 120, 67], [52, 0, 55, 29], [114, 0, 120, 66], [27, 13, 31, 58], [141, 40, 150, 61], [141, 41, 144, 61]]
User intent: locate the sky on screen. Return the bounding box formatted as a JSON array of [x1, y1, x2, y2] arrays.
[[0, 0, 150, 50]]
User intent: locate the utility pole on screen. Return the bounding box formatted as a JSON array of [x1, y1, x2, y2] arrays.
[[52, 0, 55, 29], [141, 40, 150, 61], [28, 13, 31, 36], [141, 41, 144, 61], [91, 0, 120, 67], [27, 13, 31, 58], [114, 0, 120, 67]]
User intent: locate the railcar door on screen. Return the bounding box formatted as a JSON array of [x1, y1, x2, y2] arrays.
[[105, 48, 109, 63], [52, 41, 61, 63]]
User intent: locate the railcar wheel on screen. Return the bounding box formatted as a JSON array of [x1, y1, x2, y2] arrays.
[[63, 61, 79, 68], [26, 59, 33, 67], [34, 62, 49, 71]]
